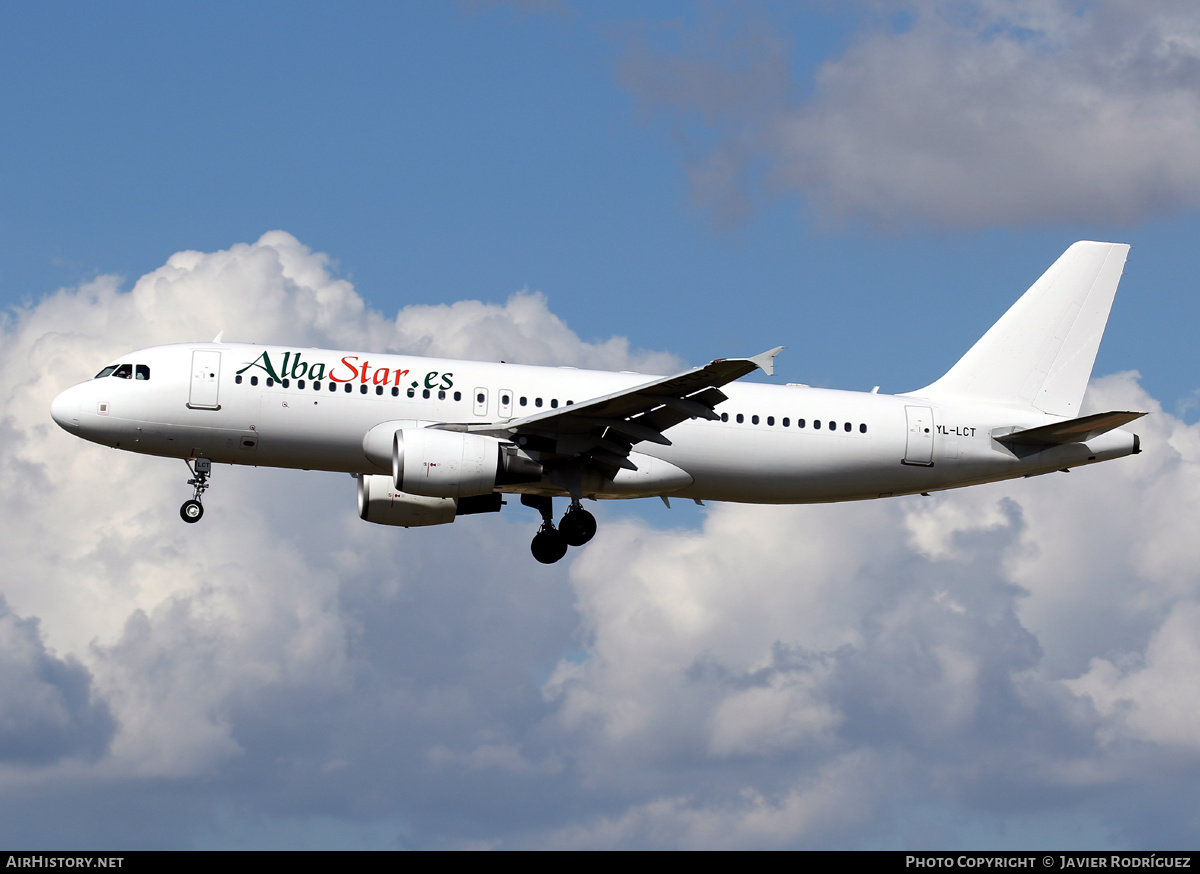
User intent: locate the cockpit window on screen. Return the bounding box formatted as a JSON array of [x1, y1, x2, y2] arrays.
[[94, 366, 118, 379], [135, 365, 150, 381], [112, 364, 133, 379]]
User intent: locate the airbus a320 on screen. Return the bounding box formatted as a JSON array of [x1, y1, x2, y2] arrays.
[[51, 242, 1145, 563]]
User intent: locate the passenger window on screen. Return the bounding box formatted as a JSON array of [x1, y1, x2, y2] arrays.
[[736, 414, 744, 424], [752, 415, 759, 425], [251, 376, 259, 386], [135, 365, 150, 380], [860, 423, 867, 434], [438, 390, 446, 400], [520, 397, 528, 406], [267, 378, 275, 387], [313, 381, 321, 390], [782, 417, 789, 427], [535, 398, 543, 408], [329, 382, 337, 392], [551, 399, 558, 408], [407, 388, 415, 398], [844, 422, 851, 432], [798, 418, 805, 428], [767, 416, 774, 426], [94, 366, 117, 379], [422, 389, 430, 399], [282, 379, 289, 388], [377, 386, 384, 396], [814, 420, 821, 430], [476, 392, 485, 404], [113, 364, 132, 379], [829, 421, 836, 430], [721, 412, 729, 422], [454, 391, 462, 402], [344, 384, 352, 393], [298, 380, 306, 389], [236, 375, 243, 385], [391, 387, 399, 397]]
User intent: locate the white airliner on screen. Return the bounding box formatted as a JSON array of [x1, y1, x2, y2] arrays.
[[51, 242, 1144, 563]]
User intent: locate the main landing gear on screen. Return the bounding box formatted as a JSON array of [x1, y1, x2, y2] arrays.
[[522, 495, 596, 564], [180, 458, 212, 523]]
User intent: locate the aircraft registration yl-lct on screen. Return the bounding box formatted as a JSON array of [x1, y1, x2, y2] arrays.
[[51, 242, 1145, 563]]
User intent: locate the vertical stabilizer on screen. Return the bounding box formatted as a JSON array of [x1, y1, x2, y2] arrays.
[[913, 241, 1129, 416]]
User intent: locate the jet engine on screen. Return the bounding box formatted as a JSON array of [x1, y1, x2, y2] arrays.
[[358, 474, 458, 527], [393, 428, 541, 497], [358, 474, 506, 527]]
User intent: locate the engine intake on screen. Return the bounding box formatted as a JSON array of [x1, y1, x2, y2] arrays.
[[393, 428, 504, 497]]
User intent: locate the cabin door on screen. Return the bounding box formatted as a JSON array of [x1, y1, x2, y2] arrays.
[[188, 350, 222, 410], [903, 405, 934, 466]]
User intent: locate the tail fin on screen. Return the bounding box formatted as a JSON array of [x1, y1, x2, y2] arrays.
[[913, 241, 1129, 416]]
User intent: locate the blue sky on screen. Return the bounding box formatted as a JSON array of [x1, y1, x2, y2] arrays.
[[3, 1, 1193, 404], [2, 0, 1200, 850]]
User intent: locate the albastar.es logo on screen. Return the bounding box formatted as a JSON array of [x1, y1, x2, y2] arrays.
[[236, 350, 453, 390]]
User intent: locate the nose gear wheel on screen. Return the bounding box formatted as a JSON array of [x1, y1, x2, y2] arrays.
[[180, 458, 212, 524]]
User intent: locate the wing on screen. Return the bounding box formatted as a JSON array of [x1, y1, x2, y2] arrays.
[[467, 347, 784, 472]]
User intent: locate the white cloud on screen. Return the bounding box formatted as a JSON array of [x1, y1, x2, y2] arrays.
[[538, 370, 1200, 847], [0, 232, 653, 805], [619, 1, 1200, 228], [0, 597, 113, 766], [1067, 602, 1200, 750], [2, 232, 1199, 847]]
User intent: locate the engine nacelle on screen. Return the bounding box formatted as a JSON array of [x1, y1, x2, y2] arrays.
[[394, 428, 503, 498], [358, 474, 457, 527]]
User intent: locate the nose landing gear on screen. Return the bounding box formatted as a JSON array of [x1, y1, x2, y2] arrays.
[[180, 458, 212, 524], [522, 495, 597, 563]]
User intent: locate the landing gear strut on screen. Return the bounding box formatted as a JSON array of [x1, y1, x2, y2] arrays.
[[522, 495, 596, 563], [180, 458, 211, 524], [523, 495, 566, 564]]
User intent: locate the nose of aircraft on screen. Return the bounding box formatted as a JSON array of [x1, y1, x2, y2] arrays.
[[50, 385, 82, 431]]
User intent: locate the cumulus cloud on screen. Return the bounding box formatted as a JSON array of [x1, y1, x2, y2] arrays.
[[619, 1, 1200, 229], [2, 232, 1198, 847], [0, 232, 655, 837], [535, 371, 1200, 848], [0, 596, 113, 766]]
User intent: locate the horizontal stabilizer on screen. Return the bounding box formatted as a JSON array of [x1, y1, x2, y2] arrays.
[[993, 411, 1146, 446]]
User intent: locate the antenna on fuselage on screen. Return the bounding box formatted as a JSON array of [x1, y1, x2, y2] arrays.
[[212, 331, 224, 343]]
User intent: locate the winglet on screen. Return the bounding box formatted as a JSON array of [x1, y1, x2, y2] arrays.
[[749, 346, 785, 377]]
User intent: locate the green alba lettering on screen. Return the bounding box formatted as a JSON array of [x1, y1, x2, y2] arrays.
[[236, 351, 281, 381]]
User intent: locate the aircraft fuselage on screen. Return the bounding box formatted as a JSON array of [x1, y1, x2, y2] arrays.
[[50, 341, 1138, 505]]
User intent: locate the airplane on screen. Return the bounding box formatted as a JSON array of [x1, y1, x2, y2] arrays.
[[51, 241, 1145, 564]]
